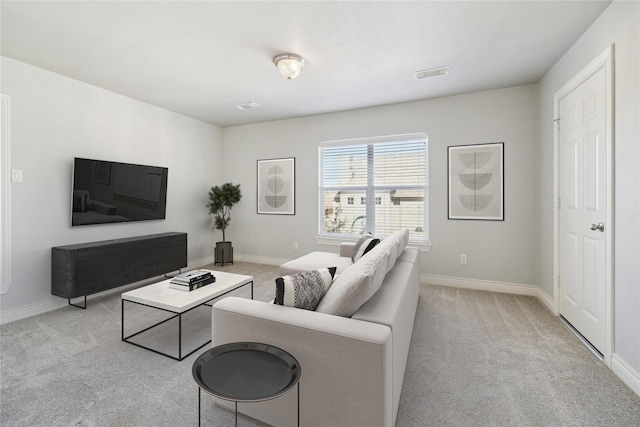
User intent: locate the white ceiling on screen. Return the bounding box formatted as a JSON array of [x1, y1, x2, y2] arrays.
[[1, 1, 611, 128]]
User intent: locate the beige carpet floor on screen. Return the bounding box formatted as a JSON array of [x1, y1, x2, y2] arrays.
[[1, 261, 639, 426]]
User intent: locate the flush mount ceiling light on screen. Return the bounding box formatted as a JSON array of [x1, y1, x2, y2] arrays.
[[414, 66, 450, 80], [273, 53, 306, 81]]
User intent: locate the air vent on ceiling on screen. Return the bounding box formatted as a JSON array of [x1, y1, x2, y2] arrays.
[[414, 66, 450, 80], [236, 102, 261, 110]]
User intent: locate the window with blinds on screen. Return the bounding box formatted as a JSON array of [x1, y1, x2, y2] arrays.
[[318, 133, 428, 241]]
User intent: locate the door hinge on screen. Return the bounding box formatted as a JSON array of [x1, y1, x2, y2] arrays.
[[554, 118, 560, 130], [558, 276, 561, 287], [558, 197, 561, 209]]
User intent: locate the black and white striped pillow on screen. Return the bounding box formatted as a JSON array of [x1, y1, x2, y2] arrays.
[[351, 233, 380, 262], [274, 267, 337, 311]]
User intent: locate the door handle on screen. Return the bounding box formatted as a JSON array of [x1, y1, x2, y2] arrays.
[[590, 222, 605, 232]]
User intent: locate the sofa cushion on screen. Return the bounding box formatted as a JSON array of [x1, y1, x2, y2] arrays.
[[316, 229, 410, 317], [316, 249, 388, 317], [351, 233, 380, 262], [372, 228, 409, 273], [275, 267, 337, 311], [279, 252, 353, 276]]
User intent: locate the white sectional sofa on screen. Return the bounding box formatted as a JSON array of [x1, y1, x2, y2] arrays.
[[211, 229, 420, 426]]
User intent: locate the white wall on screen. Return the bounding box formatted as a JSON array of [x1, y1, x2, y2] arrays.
[[537, 0, 640, 386], [0, 57, 223, 320], [223, 84, 539, 287]]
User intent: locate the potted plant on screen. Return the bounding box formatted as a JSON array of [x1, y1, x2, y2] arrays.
[[207, 182, 242, 266]]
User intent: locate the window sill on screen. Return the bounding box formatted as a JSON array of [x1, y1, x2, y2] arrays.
[[316, 235, 431, 253]]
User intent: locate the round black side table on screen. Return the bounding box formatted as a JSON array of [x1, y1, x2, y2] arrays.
[[192, 342, 301, 427]]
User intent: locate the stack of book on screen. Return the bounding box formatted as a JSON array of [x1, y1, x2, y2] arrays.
[[169, 270, 215, 291]]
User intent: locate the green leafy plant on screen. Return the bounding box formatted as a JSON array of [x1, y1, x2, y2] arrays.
[[207, 183, 242, 242], [324, 205, 347, 233]]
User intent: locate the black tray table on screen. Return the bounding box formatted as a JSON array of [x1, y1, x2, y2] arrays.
[[193, 342, 301, 426]]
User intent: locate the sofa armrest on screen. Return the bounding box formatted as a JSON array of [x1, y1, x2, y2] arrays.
[[339, 241, 355, 258], [212, 297, 393, 427]]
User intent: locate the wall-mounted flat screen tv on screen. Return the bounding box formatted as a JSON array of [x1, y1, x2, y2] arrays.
[[71, 157, 168, 226]]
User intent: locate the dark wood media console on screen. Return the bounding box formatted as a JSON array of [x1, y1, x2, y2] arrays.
[[52, 232, 187, 308]]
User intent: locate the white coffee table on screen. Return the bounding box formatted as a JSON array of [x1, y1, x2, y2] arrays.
[[121, 270, 253, 361]]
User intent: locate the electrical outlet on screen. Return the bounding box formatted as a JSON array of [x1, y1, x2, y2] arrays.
[[293, 241, 298, 250], [460, 254, 467, 265]]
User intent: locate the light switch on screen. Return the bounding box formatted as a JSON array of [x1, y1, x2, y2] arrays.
[[11, 169, 23, 183]]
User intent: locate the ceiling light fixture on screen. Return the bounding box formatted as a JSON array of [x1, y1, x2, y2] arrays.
[[273, 53, 306, 81]]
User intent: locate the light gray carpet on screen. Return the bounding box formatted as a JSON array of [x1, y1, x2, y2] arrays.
[[397, 285, 640, 426], [2, 262, 640, 426]]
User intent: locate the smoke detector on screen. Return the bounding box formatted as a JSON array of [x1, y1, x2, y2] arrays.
[[414, 66, 450, 80], [235, 102, 261, 110]]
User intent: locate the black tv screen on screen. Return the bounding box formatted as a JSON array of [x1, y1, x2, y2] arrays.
[[71, 158, 168, 226]]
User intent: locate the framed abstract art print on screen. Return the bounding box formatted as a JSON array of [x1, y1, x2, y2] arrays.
[[448, 142, 504, 220], [257, 157, 295, 215]]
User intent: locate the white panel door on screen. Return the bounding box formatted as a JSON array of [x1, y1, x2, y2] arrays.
[[559, 66, 607, 354]]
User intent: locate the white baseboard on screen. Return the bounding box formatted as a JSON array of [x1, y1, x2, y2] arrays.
[[421, 274, 539, 296], [189, 256, 215, 268], [421, 274, 556, 313], [0, 297, 67, 325], [235, 253, 289, 267], [612, 354, 640, 397], [536, 289, 555, 313], [194, 253, 286, 267]]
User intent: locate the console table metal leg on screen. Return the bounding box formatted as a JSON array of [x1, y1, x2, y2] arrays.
[[121, 299, 124, 341], [68, 295, 87, 309]]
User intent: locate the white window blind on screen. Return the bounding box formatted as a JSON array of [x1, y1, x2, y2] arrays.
[[318, 133, 428, 241]]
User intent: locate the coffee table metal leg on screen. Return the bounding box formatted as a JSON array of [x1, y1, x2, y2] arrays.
[[178, 313, 182, 360], [235, 401, 238, 427], [297, 383, 300, 427], [198, 387, 201, 427]]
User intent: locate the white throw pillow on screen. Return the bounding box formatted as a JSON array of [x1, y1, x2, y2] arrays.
[[351, 233, 380, 262], [316, 248, 387, 317], [316, 228, 410, 317]]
